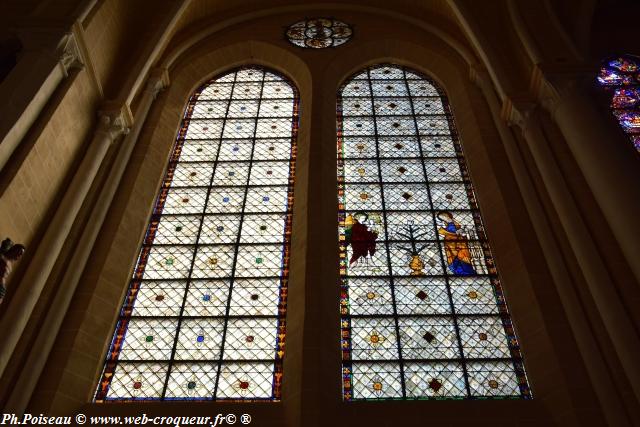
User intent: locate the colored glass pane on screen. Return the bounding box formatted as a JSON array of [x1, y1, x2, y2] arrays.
[[611, 88, 640, 109], [337, 64, 531, 400], [597, 54, 640, 152], [609, 57, 638, 73], [286, 18, 352, 49], [614, 111, 640, 133], [95, 66, 298, 401]]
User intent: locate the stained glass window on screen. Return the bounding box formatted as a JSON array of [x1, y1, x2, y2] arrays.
[[286, 18, 352, 49], [597, 54, 640, 152], [94, 66, 298, 401], [337, 64, 530, 400]]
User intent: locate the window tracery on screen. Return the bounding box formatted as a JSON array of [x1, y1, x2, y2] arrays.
[[286, 18, 352, 49]]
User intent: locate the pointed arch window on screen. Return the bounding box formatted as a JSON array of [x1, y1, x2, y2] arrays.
[[337, 64, 530, 400], [596, 54, 640, 152], [94, 66, 298, 401]]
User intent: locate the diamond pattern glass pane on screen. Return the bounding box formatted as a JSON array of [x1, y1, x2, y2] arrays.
[[338, 64, 530, 401], [95, 66, 298, 401]]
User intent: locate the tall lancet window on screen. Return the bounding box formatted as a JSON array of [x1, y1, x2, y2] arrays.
[[95, 66, 298, 401], [596, 54, 640, 152], [337, 64, 530, 400]]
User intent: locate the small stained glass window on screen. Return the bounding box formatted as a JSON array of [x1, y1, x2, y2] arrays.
[[286, 18, 352, 49], [337, 64, 531, 400], [94, 66, 298, 401], [597, 54, 640, 152]]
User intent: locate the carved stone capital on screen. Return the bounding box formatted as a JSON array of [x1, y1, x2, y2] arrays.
[[57, 32, 84, 76], [502, 97, 539, 130], [470, 64, 540, 133], [146, 67, 170, 98], [97, 104, 133, 141], [14, 28, 84, 76], [530, 64, 596, 116]]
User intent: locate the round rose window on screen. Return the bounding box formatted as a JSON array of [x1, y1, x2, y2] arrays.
[[286, 18, 353, 49]]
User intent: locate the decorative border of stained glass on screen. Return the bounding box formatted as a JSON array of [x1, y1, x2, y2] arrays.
[[337, 64, 531, 400], [94, 66, 299, 401], [286, 18, 352, 49], [596, 54, 640, 152]]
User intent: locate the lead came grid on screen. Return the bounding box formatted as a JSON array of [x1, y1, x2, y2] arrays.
[[94, 67, 298, 401], [337, 64, 531, 400]]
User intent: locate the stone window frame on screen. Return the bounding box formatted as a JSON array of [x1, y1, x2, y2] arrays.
[[41, 35, 572, 425]]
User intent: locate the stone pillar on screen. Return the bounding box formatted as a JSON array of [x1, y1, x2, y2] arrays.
[[471, 66, 631, 424], [0, 107, 130, 379], [0, 30, 84, 173], [506, 99, 640, 412], [535, 68, 640, 284], [3, 70, 169, 413]]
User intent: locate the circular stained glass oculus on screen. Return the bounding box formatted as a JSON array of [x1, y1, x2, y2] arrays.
[[286, 18, 352, 49]]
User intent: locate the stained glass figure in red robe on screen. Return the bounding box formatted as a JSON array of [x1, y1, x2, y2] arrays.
[[344, 212, 378, 266]]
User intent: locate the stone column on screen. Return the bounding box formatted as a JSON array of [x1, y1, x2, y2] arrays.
[[0, 107, 130, 379], [0, 30, 84, 173], [3, 70, 169, 413], [507, 99, 640, 410], [471, 66, 631, 424], [535, 68, 640, 284]]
